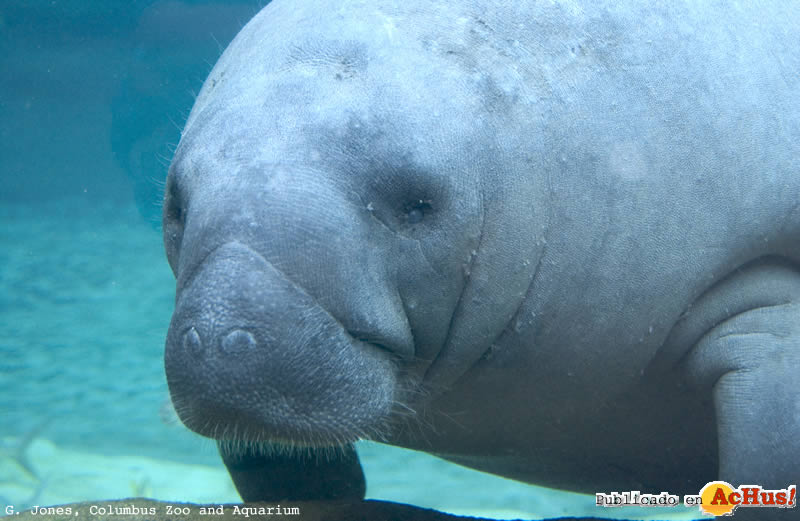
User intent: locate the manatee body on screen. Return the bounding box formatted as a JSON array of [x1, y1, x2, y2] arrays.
[[163, 1, 800, 518]]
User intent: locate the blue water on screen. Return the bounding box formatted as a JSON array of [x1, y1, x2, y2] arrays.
[[2, 0, 257, 459], [0, 2, 700, 519]]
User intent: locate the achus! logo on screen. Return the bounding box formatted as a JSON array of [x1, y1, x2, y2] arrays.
[[697, 481, 796, 516]]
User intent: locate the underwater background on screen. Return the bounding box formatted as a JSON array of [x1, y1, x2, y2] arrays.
[[0, 1, 700, 519]]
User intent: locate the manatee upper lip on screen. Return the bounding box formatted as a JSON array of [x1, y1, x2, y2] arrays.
[[177, 241, 406, 358], [167, 240, 403, 446]]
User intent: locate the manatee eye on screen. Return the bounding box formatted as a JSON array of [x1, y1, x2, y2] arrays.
[[167, 201, 184, 225], [163, 174, 186, 274], [165, 177, 186, 228], [404, 200, 432, 224]]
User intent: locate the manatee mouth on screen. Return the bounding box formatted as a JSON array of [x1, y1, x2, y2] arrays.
[[164, 242, 398, 447]]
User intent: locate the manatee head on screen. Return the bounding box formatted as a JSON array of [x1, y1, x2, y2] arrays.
[[162, 0, 547, 448]]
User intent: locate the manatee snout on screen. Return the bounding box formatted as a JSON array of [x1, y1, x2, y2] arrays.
[[164, 241, 397, 446]]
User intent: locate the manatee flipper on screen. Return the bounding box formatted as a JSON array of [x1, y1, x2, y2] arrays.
[[218, 442, 366, 501], [684, 264, 800, 520]]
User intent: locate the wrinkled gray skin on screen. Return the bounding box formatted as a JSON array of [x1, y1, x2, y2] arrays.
[[163, 1, 800, 519]]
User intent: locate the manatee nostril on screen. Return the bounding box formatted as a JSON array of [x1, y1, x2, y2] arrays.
[[183, 327, 203, 356], [221, 329, 257, 353]]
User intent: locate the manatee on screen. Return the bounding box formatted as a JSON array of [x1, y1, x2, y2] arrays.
[[162, 1, 800, 519]]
